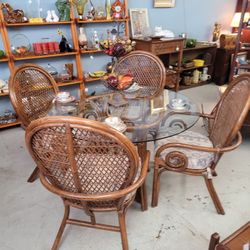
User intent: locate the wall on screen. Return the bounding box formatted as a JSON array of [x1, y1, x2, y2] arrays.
[[0, 0, 237, 113]]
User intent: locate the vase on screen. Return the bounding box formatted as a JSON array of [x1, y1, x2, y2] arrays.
[[78, 27, 87, 48], [105, 0, 111, 20]]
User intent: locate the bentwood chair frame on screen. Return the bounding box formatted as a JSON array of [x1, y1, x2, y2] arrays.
[[25, 116, 149, 250], [152, 73, 250, 215], [113, 50, 166, 98], [9, 63, 59, 182]]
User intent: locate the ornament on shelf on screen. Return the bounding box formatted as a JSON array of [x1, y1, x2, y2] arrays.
[[78, 26, 88, 49], [72, 0, 88, 20], [57, 29, 72, 52], [111, 0, 124, 19], [51, 10, 59, 22], [55, 0, 70, 21], [46, 10, 52, 22], [105, 0, 111, 20], [1, 3, 28, 23]]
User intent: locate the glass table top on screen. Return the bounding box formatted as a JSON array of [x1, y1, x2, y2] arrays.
[[48, 90, 200, 143]]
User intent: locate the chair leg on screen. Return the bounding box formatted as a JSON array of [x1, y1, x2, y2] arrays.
[[208, 232, 220, 250], [27, 166, 39, 183], [204, 176, 225, 215], [151, 163, 160, 207], [52, 205, 70, 250], [118, 211, 129, 250]]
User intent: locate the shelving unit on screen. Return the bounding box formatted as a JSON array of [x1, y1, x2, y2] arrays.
[[0, 0, 129, 129], [230, 0, 250, 81]]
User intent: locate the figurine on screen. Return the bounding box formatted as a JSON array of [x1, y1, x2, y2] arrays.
[[55, 0, 70, 21], [46, 10, 52, 22], [212, 22, 221, 42], [51, 10, 59, 22], [59, 35, 72, 52], [1, 3, 28, 23]]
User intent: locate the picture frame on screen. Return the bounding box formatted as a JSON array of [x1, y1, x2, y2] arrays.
[[129, 8, 150, 38], [151, 91, 169, 114], [154, 0, 176, 8]]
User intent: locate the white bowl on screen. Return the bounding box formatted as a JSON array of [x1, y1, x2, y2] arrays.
[[57, 91, 70, 100]]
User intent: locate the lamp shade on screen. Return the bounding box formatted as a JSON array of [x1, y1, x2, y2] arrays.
[[230, 12, 250, 27]]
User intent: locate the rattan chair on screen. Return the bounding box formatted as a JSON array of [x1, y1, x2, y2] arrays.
[[25, 116, 149, 250], [9, 63, 59, 182], [113, 50, 166, 98], [9, 63, 59, 127], [151, 73, 250, 214]]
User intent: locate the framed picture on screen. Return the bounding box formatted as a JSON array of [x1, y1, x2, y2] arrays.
[[129, 8, 149, 38], [151, 91, 169, 114], [154, 0, 176, 8]]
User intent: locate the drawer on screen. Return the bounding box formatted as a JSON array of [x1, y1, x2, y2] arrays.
[[152, 41, 183, 55]]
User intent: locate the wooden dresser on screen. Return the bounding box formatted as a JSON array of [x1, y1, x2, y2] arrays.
[[134, 38, 184, 90]]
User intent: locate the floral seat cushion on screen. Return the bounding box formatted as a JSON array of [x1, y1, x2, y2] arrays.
[[156, 131, 215, 170]]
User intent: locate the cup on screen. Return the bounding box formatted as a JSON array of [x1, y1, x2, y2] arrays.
[[200, 74, 211, 81], [105, 116, 122, 127], [57, 91, 70, 100]]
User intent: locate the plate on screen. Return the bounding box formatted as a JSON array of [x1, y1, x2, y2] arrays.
[[55, 96, 75, 104], [89, 71, 106, 78], [123, 82, 141, 93]]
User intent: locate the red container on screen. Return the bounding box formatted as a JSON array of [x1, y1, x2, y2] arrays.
[[33, 43, 43, 55], [41, 42, 49, 55], [53, 42, 60, 53], [48, 42, 55, 54]]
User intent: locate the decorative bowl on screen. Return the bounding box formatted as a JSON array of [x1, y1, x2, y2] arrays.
[[11, 34, 31, 56]]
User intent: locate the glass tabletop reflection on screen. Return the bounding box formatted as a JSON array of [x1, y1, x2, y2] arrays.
[[48, 90, 200, 143]]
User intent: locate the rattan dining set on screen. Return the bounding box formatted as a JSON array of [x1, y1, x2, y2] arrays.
[[8, 51, 250, 250]]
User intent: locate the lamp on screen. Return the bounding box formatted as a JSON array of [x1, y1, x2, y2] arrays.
[[230, 12, 250, 28]]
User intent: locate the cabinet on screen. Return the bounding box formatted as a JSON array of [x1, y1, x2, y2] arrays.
[[213, 48, 235, 85], [0, 0, 129, 129], [134, 38, 216, 91]]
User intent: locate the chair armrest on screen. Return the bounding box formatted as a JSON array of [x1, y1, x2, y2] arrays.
[[156, 132, 242, 156], [39, 151, 150, 201]]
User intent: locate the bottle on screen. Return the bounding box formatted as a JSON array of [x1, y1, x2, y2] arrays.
[[93, 31, 100, 50]]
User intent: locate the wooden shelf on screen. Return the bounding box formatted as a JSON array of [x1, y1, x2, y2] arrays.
[[85, 77, 102, 83], [0, 120, 21, 129], [81, 49, 105, 54], [57, 79, 82, 87], [77, 18, 129, 24], [5, 21, 73, 27], [13, 52, 77, 61], [179, 80, 210, 90], [0, 92, 9, 97], [0, 57, 8, 62], [180, 64, 212, 72], [237, 64, 250, 69], [183, 44, 217, 51]]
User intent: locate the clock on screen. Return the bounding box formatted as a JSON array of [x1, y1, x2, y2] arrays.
[[111, 0, 124, 19]]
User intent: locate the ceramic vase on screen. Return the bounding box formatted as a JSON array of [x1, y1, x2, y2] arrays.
[[78, 27, 87, 48], [105, 0, 111, 20]]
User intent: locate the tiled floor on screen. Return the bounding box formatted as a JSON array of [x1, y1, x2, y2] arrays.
[[0, 84, 249, 250]]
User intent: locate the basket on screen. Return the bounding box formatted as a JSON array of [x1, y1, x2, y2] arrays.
[[193, 59, 205, 67]]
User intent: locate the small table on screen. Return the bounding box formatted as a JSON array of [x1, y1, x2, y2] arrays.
[[49, 90, 199, 210]]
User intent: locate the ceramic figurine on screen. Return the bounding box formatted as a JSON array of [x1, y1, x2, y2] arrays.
[[51, 10, 59, 22], [59, 35, 72, 52], [46, 10, 52, 22]]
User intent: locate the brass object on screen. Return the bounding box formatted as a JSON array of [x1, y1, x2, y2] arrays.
[[1, 3, 27, 23]]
